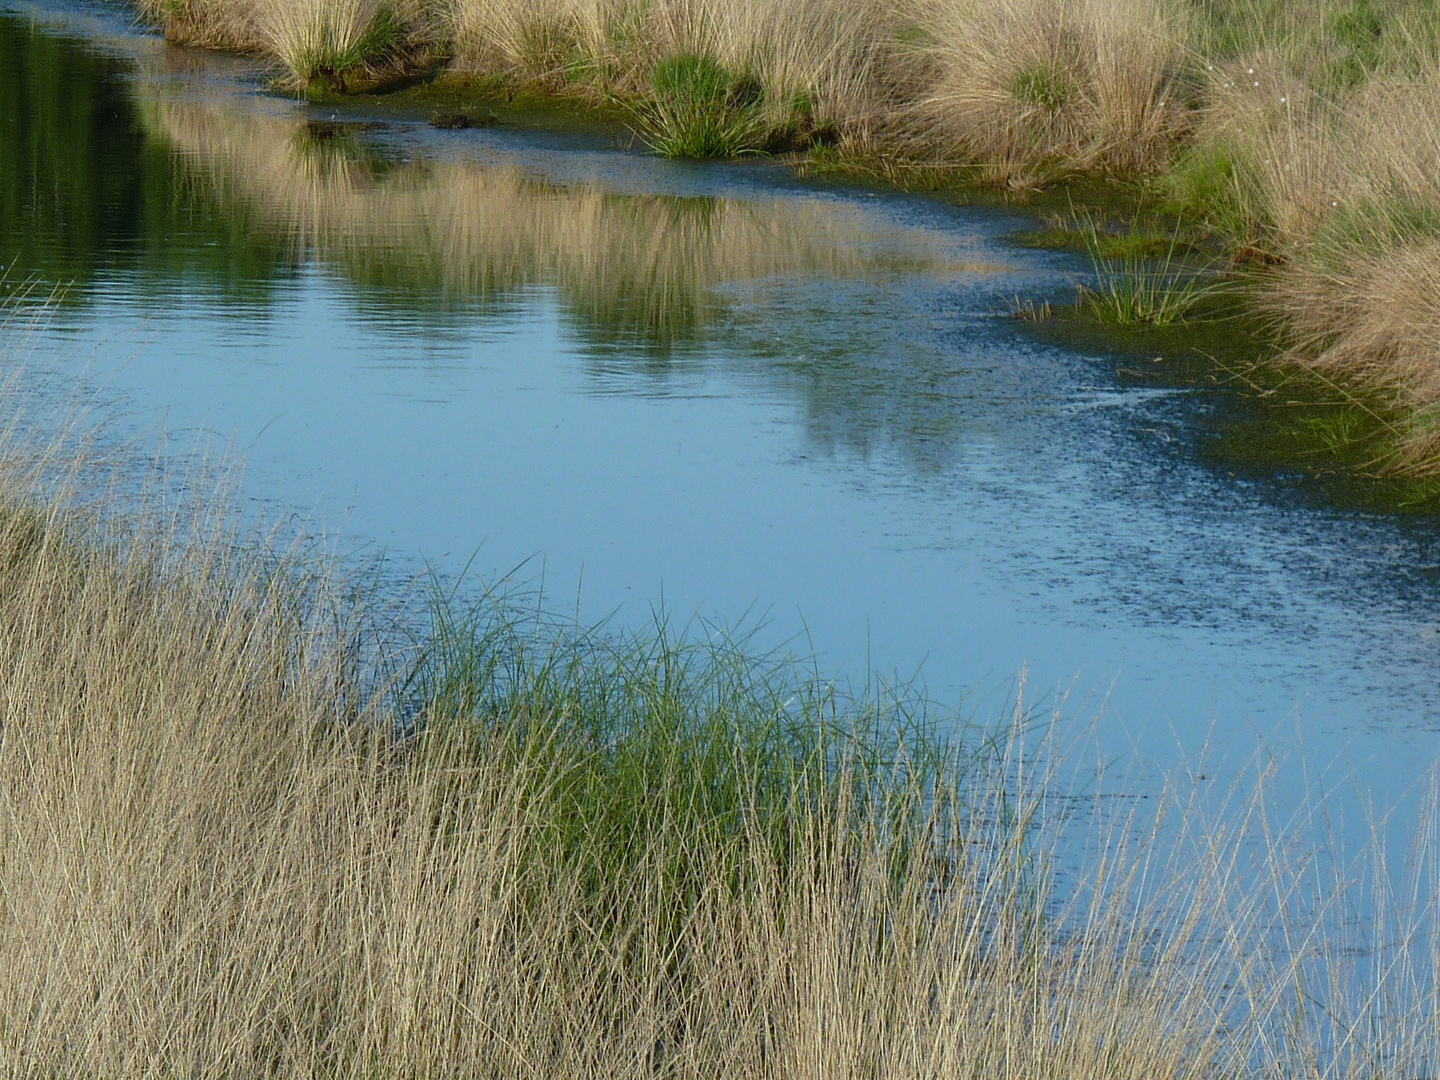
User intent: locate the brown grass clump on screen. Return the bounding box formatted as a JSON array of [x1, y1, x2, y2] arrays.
[[1241, 66, 1440, 469], [905, 0, 1189, 185], [445, 0, 897, 143], [1267, 237, 1440, 473], [136, 0, 260, 49], [135, 0, 442, 88]]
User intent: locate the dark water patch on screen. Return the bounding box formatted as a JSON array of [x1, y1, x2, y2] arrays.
[[0, 16, 299, 306], [1013, 271, 1440, 516]]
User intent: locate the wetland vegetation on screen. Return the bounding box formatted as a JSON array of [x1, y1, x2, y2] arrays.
[[10, 9, 1440, 1076], [0, 381, 1434, 1077]]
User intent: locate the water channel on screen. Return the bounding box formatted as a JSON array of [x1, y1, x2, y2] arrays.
[[5, 0, 1440, 812]]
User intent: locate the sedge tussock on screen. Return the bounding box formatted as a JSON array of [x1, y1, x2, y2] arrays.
[[905, 0, 1189, 185]]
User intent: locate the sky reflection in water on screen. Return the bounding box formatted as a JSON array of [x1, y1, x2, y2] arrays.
[[4, 3, 1440, 811]]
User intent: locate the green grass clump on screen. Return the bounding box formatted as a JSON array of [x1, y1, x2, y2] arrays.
[[1008, 61, 1077, 115], [635, 53, 768, 158], [289, 3, 406, 92], [403, 589, 951, 928], [1325, 0, 1384, 86], [1164, 140, 1254, 242], [1077, 220, 1227, 326]]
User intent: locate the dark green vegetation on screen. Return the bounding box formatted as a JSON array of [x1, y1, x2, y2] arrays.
[[0, 18, 293, 304], [633, 54, 767, 158], [407, 589, 954, 936], [1018, 273, 1440, 513]]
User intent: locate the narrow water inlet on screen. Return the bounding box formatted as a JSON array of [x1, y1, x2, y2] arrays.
[[4, 0, 1440, 820]]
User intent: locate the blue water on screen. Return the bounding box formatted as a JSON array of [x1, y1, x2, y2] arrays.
[[6, 0, 1440, 812]]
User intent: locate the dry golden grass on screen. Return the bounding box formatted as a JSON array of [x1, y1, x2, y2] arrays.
[[136, 0, 260, 49], [0, 405, 1438, 1074], [904, 0, 1188, 185], [447, 0, 900, 142], [1202, 59, 1440, 469]]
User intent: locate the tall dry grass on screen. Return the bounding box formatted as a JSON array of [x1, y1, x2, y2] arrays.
[[447, 0, 896, 134], [0, 391, 1439, 1073], [135, 0, 441, 85], [904, 0, 1189, 186], [136, 0, 260, 49]]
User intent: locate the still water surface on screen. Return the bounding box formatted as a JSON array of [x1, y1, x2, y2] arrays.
[[5, 2, 1440, 801]]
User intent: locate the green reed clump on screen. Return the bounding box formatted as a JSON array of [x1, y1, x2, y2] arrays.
[[1008, 60, 1078, 116], [635, 54, 768, 158], [272, 1, 409, 92], [1078, 219, 1227, 326], [403, 586, 954, 931]]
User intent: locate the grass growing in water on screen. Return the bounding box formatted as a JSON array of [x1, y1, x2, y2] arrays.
[[1077, 219, 1228, 326], [0, 326, 1439, 1071], [402, 581, 953, 927]]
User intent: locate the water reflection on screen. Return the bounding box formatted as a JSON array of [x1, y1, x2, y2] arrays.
[[139, 92, 977, 357], [0, 16, 293, 304], [1, 8, 1034, 497]]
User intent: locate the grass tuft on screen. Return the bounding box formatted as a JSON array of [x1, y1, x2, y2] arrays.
[[634, 53, 768, 158], [263, 0, 409, 91], [1077, 218, 1228, 325], [1008, 59, 1077, 114]]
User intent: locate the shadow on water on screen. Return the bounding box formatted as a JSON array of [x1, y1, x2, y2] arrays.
[[0, 15, 293, 305]]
